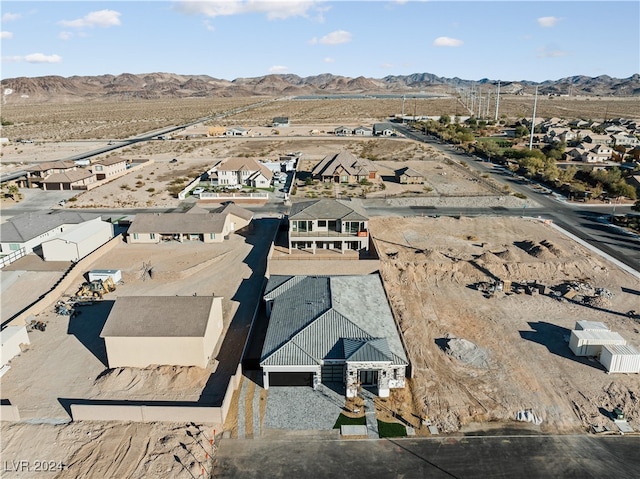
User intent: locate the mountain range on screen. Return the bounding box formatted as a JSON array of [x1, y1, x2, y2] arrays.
[[2, 72, 639, 103]]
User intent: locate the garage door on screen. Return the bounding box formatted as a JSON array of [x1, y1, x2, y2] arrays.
[[269, 372, 313, 387]]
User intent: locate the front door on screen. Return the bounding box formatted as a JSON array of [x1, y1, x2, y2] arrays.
[[359, 370, 378, 386]]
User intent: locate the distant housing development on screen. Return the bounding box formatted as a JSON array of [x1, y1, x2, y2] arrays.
[[260, 274, 408, 398]]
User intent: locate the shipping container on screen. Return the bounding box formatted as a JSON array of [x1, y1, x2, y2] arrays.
[[574, 320, 609, 331], [88, 269, 122, 284], [600, 344, 640, 373], [569, 330, 627, 357]]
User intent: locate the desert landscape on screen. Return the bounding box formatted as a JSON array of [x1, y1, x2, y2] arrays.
[[1, 89, 639, 478]]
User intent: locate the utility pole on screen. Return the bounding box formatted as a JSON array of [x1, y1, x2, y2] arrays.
[[529, 85, 538, 151], [494, 81, 501, 121], [402, 95, 405, 124]]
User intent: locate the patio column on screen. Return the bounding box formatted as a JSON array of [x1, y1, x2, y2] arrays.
[[263, 371, 270, 390]]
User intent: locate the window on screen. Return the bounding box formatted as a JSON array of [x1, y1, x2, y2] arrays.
[[150, 233, 156, 240], [318, 220, 327, 228], [133, 233, 139, 240], [210, 233, 216, 239], [9, 243, 20, 251]]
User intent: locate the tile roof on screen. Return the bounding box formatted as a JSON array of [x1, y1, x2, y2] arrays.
[[95, 157, 127, 166], [42, 170, 95, 183], [128, 212, 227, 234], [288, 199, 368, 222], [25, 161, 76, 172], [311, 151, 378, 178]]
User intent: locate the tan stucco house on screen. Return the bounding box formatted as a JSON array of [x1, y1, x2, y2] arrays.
[[311, 151, 378, 184], [127, 204, 252, 244], [100, 296, 223, 368], [93, 157, 128, 180]]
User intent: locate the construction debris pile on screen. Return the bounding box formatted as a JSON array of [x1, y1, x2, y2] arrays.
[[552, 280, 614, 308], [437, 335, 490, 369]]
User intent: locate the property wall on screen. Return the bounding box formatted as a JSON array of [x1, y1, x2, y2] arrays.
[[0, 404, 21, 422], [0, 325, 30, 366], [203, 298, 224, 365], [104, 336, 206, 368], [69, 362, 243, 425]]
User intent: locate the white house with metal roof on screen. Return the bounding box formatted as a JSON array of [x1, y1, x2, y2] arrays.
[[287, 199, 369, 254], [100, 296, 223, 368], [260, 274, 408, 398], [0, 211, 110, 260]]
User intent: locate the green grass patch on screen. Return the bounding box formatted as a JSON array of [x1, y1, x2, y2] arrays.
[[377, 420, 407, 438], [333, 414, 366, 429]]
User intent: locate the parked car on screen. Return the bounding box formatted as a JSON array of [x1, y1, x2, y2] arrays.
[[170, 158, 178, 163], [227, 184, 243, 191], [192, 187, 205, 196]]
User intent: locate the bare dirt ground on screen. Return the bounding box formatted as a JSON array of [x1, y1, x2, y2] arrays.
[[0, 234, 261, 478], [371, 216, 640, 435]]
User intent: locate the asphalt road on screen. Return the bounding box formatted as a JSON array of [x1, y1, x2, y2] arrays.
[[215, 435, 640, 479]]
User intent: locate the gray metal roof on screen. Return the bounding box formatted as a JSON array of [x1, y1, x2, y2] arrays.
[[0, 211, 101, 243], [260, 275, 408, 367], [288, 199, 368, 222], [100, 296, 216, 338]]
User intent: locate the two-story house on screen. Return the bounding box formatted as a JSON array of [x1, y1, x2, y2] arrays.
[[287, 199, 369, 254], [93, 157, 128, 180], [215, 157, 273, 188], [23, 161, 77, 188]]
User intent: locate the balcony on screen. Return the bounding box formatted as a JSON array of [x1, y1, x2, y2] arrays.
[[290, 229, 368, 238]]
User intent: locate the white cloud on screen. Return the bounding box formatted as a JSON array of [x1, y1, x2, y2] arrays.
[[537, 16, 560, 28], [433, 36, 463, 47], [1, 12, 22, 22], [177, 0, 323, 21], [269, 65, 288, 73], [319, 30, 352, 45], [58, 31, 73, 40], [204, 20, 215, 31], [60, 9, 121, 28], [25, 53, 62, 63], [308, 37, 318, 45], [323, 57, 335, 63], [537, 46, 569, 58], [2, 56, 22, 63], [1, 31, 13, 39], [380, 63, 394, 69]]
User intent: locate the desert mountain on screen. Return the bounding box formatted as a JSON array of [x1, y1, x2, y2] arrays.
[[1, 72, 638, 104]]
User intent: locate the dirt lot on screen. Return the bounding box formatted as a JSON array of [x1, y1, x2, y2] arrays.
[[0, 229, 266, 476], [370, 215, 640, 434]]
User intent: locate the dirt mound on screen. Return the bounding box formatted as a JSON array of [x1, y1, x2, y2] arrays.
[[540, 239, 565, 257], [527, 244, 556, 260], [437, 336, 490, 369], [95, 365, 210, 393], [476, 251, 503, 263], [494, 248, 522, 262], [420, 249, 451, 263]]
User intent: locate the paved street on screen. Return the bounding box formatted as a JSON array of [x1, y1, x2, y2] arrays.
[[215, 435, 640, 479]]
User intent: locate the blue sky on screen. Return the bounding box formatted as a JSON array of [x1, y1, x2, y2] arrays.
[[1, 1, 638, 82]]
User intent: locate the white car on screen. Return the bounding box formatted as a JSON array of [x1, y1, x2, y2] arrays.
[[227, 184, 243, 190], [192, 187, 205, 196]]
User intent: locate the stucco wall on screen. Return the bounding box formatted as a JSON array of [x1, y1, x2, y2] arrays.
[[104, 336, 207, 368], [42, 221, 113, 262], [0, 404, 21, 422], [0, 325, 30, 367]]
